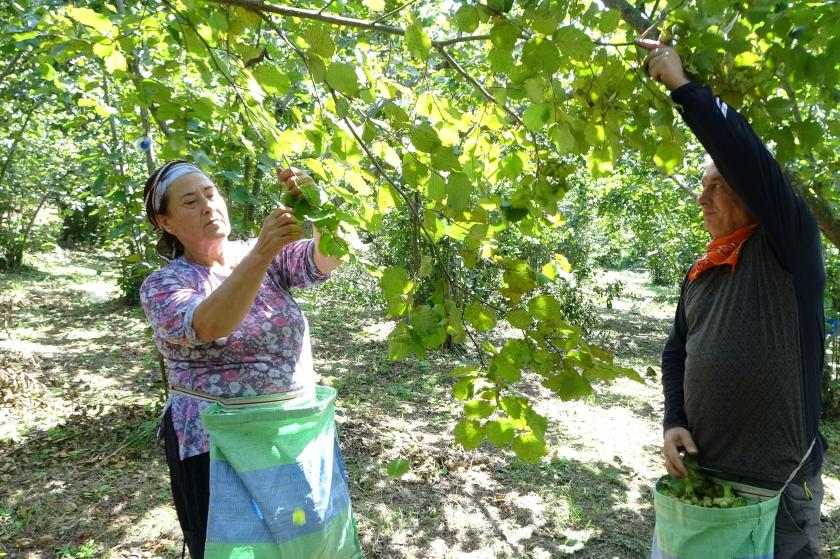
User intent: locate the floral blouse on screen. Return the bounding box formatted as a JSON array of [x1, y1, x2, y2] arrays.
[[140, 238, 329, 460]]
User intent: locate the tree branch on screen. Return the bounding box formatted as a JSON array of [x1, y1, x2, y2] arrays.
[[667, 174, 697, 199], [0, 49, 27, 83], [204, 0, 491, 47], [602, 0, 654, 36], [791, 176, 840, 249]]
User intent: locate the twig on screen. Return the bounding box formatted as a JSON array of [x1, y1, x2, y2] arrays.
[[594, 40, 638, 47], [640, 0, 686, 41], [317, 0, 336, 15], [372, 0, 421, 24], [433, 45, 525, 129], [775, 70, 803, 125], [434, 34, 490, 47]]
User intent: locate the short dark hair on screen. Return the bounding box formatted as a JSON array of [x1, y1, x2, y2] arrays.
[[142, 160, 190, 261]]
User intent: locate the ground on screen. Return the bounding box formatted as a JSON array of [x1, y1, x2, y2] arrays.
[[0, 248, 838, 558]]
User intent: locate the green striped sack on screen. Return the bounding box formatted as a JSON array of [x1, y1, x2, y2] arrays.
[[200, 385, 363, 559]]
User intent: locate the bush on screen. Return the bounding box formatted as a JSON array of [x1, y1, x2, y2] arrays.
[[117, 257, 156, 305]]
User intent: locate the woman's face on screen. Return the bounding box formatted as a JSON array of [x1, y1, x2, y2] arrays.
[[155, 172, 230, 248]]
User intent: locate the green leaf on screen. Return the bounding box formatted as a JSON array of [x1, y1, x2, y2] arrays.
[[554, 26, 592, 60], [512, 432, 546, 463], [454, 419, 485, 450], [464, 398, 496, 419], [488, 0, 514, 13], [104, 50, 126, 73], [523, 103, 551, 131], [485, 419, 515, 447], [501, 259, 537, 302], [305, 26, 336, 59], [66, 7, 115, 34], [419, 254, 434, 278], [412, 305, 447, 348], [452, 376, 476, 400], [446, 172, 473, 212], [325, 62, 360, 97], [653, 142, 683, 176], [522, 37, 561, 75], [454, 5, 480, 33], [489, 46, 515, 73], [425, 174, 446, 202], [490, 22, 519, 51], [386, 458, 410, 478], [449, 365, 479, 377], [253, 64, 291, 95], [388, 324, 413, 359], [464, 303, 497, 331], [410, 123, 441, 153], [405, 19, 432, 60], [37, 63, 57, 80], [380, 266, 413, 299], [208, 11, 229, 33], [490, 355, 521, 383], [527, 295, 562, 321], [500, 395, 523, 419], [543, 372, 593, 401], [550, 123, 575, 154], [364, 0, 386, 9], [506, 308, 532, 329]]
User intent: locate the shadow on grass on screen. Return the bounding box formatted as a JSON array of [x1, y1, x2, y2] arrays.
[[0, 263, 53, 286]]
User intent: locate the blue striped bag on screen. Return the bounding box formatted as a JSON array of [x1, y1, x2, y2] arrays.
[[193, 385, 363, 559]]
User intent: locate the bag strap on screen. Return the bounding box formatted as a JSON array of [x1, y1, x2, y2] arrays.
[[170, 384, 311, 408], [779, 437, 816, 495]]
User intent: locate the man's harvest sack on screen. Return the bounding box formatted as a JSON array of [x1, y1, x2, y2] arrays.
[[651, 440, 814, 559], [652, 476, 779, 559], [199, 385, 363, 559]]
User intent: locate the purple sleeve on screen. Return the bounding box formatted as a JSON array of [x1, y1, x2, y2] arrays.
[[268, 239, 330, 290], [140, 269, 206, 346]]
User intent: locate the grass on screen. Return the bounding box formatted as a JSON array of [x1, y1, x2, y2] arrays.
[[0, 250, 838, 558]]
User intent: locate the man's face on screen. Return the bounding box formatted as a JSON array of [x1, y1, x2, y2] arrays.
[[697, 163, 755, 239]]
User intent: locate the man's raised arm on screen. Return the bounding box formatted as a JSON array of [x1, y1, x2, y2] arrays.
[[636, 39, 818, 270]]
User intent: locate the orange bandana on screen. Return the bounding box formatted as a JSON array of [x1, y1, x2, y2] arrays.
[[689, 223, 760, 281]]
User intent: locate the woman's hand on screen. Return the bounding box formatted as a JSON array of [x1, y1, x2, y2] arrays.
[[251, 206, 303, 264], [277, 167, 317, 201], [275, 165, 341, 275]]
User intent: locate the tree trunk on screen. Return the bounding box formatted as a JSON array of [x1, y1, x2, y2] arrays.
[[411, 192, 421, 276], [0, 109, 34, 191]]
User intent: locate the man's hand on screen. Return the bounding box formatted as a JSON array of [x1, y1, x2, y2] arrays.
[[663, 427, 698, 478], [635, 39, 691, 91]]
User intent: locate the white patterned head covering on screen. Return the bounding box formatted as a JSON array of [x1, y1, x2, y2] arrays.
[[145, 162, 210, 214]]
